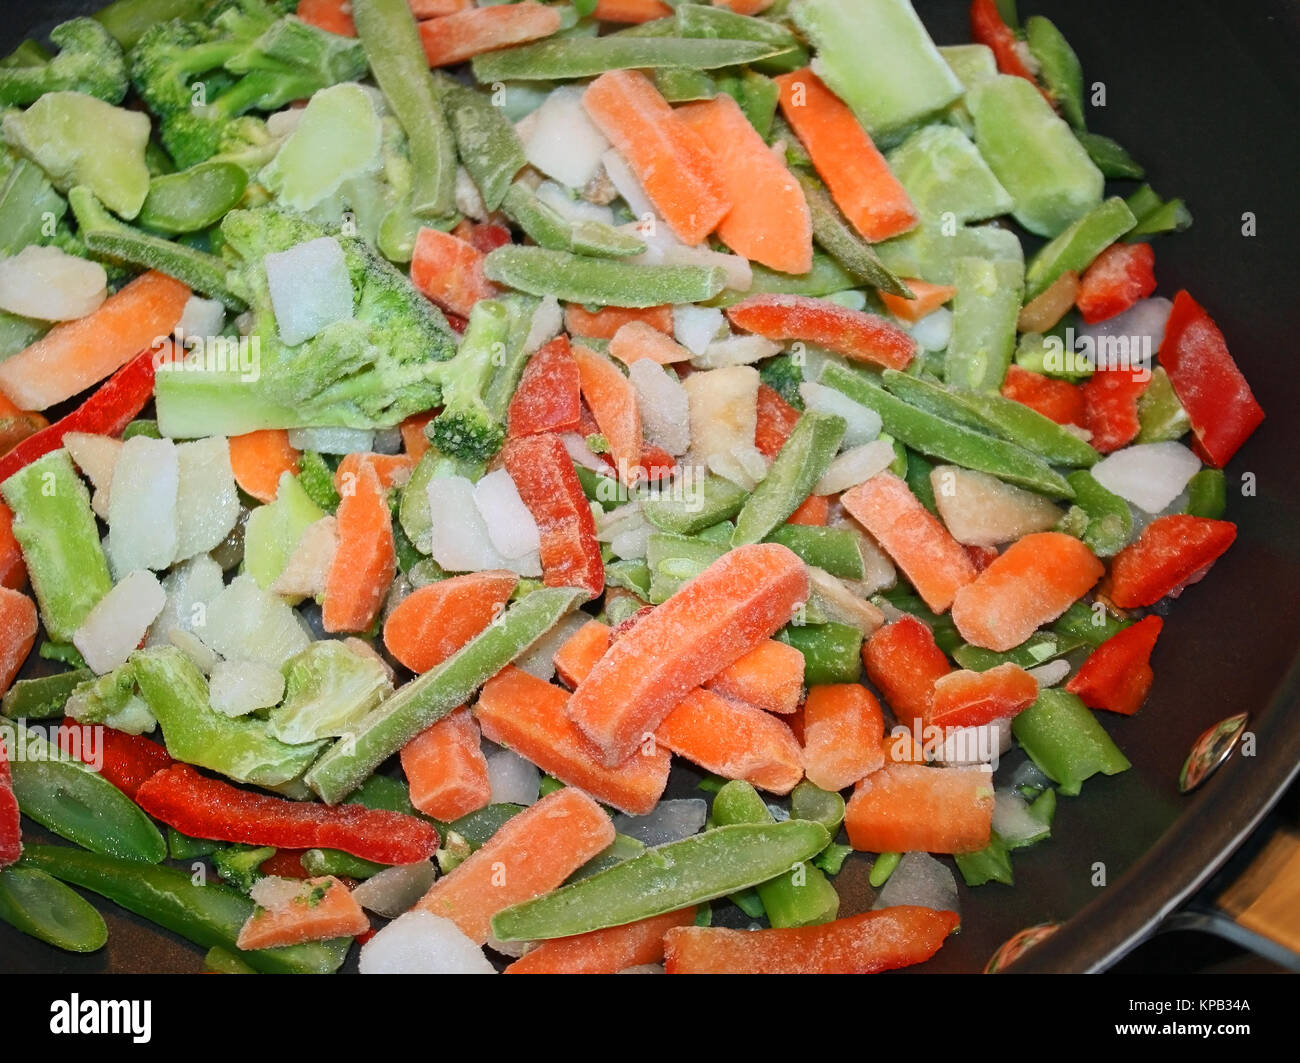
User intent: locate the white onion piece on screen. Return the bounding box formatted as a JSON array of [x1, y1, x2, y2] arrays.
[[629, 358, 690, 455], [800, 381, 883, 448], [359, 911, 496, 974], [536, 180, 615, 226], [473, 469, 542, 560], [249, 875, 303, 913], [909, 306, 953, 352], [992, 790, 1050, 846], [1074, 296, 1172, 357], [526, 85, 610, 189], [1026, 659, 1071, 688], [937, 724, 1010, 766], [176, 295, 225, 344], [690, 334, 781, 369], [561, 432, 608, 472], [147, 554, 224, 647], [106, 436, 179, 577], [814, 440, 896, 495], [287, 427, 374, 455], [672, 304, 726, 355], [197, 573, 310, 669], [612, 799, 707, 846], [265, 236, 353, 345], [174, 436, 239, 562], [63, 431, 121, 520], [1090, 441, 1201, 514], [601, 148, 656, 221], [514, 610, 590, 681], [352, 861, 438, 919], [73, 569, 166, 674], [0, 244, 106, 321], [485, 747, 540, 805], [872, 851, 960, 916], [524, 295, 563, 354], [208, 658, 285, 717]]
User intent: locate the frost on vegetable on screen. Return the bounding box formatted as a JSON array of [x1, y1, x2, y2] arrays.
[[266, 236, 355, 346], [269, 640, 393, 746], [930, 465, 1062, 547], [196, 573, 311, 670], [521, 84, 611, 190], [208, 658, 286, 718], [73, 569, 166, 676], [174, 437, 240, 562], [105, 435, 180, 577], [0, 245, 106, 321]]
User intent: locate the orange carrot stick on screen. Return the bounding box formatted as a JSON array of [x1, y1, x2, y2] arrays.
[[297, 0, 355, 35], [228, 429, 300, 505], [400, 707, 491, 821], [754, 382, 800, 459], [0, 393, 47, 457], [409, 0, 470, 16], [862, 616, 951, 734], [774, 69, 919, 243], [568, 543, 809, 766], [591, 0, 672, 21], [582, 70, 730, 246], [333, 452, 415, 493], [705, 638, 805, 715], [572, 345, 643, 485], [475, 665, 671, 815], [950, 531, 1104, 652], [608, 320, 693, 367], [508, 335, 583, 438], [845, 763, 994, 854], [711, 0, 775, 14], [235, 876, 369, 950], [727, 294, 916, 371], [655, 687, 804, 794], [416, 787, 615, 944], [417, 3, 562, 67], [677, 94, 812, 274], [841, 473, 976, 613], [382, 571, 518, 673], [553, 620, 611, 689], [322, 462, 396, 634], [506, 907, 696, 974], [925, 662, 1038, 730], [564, 303, 672, 340], [801, 683, 885, 791], [399, 411, 436, 462], [786, 493, 829, 526], [879, 280, 958, 323], [410, 226, 498, 318], [0, 586, 37, 695]]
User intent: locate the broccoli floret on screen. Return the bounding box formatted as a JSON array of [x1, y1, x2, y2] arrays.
[[0, 18, 128, 107], [759, 352, 807, 410], [426, 300, 514, 463]]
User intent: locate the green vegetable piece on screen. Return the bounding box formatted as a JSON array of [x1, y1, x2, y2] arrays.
[[715, 68, 778, 138], [301, 848, 388, 879], [733, 411, 846, 546], [1024, 196, 1137, 301], [269, 640, 393, 746], [0, 310, 47, 359], [1, 668, 93, 720], [795, 172, 911, 297], [399, 448, 484, 551], [39, 642, 87, 669], [1011, 688, 1130, 796], [0, 866, 108, 953], [121, 418, 162, 440], [296, 451, 341, 512], [1028, 786, 1057, 829], [765, 524, 865, 580], [887, 124, 1013, 224], [1067, 469, 1132, 557], [93, 0, 207, 50], [1184, 469, 1227, 520], [0, 158, 67, 257], [791, 0, 962, 145], [1075, 130, 1144, 180], [19, 845, 348, 974], [954, 835, 1014, 886], [0, 450, 112, 643], [491, 820, 831, 940], [131, 646, 324, 788], [306, 586, 585, 803], [945, 256, 1024, 392], [64, 663, 155, 735], [868, 851, 901, 888], [938, 42, 997, 136], [243, 472, 325, 592], [707, 251, 860, 307], [168, 828, 221, 860], [1125, 184, 1193, 240], [967, 75, 1103, 237], [728, 886, 766, 918], [1135, 366, 1190, 444], [574, 462, 631, 512], [569, 833, 647, 882], [138, 161, 249, 234], [213, 845, 275, 893], [501, 181, 644, 259], [345, 773, 426, 817], [814, 842, 853, 876], [875, 218, 1023, 287], [646, 531, 728, 603], [449, 803, 525, 849], [789, 780, 846, 835], [1024, 15, 1084, 130], [431, 76, 526, 212], [3, 91, 150, 218], [3, 720, 166, 862], [604, 558, 652, 597], [1053, 599, 1130, 648], [653, 66, 716, 103], [905, 448, 939, 513], [674, 4, 807, 74], [952, 631, 1084, 672], [641, 474, 747, 534], [204, 945, 257, 974], [777, 621, 863, 684], [483, 245, 726, 307], [471, 36, 780, 81]]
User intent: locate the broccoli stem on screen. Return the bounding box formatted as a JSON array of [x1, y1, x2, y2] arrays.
[[94, 0, 209, 49]]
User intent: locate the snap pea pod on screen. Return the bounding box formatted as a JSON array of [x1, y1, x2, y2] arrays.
[[654, 66, 717, 103], [795, 172, 912, 297], [569, 833, 646, 882], [471, 37, 781, 82], [501, 182, 644, 258], [714, 69, 778, 138], [789, 780, 846, 835], [354, 0, 456, 219], [674, 4, 808, 74], [765, 524, 865, 580], [93, 0, 207, 48], [483, 245, 726, 307], [1024, 15, 1084, 130], [821, 364, 1075, 498], [605, 559, 652, 598], [1125, 184, 1192, 240], [945, 256, 1024, 392], [1066, 469, 1132, 557], [706, 252, 859, 307], [137, 162, 248, 235], [712, 782, 839, 928], [1023, 196, 1136, 301], [868, 851, 902, 888], [641, 474, 747, 534], [1075, 131, 1144, 180], [813, 842, 853, 876], [1184, 469, 1226, 520], [954, 835, 1013, 887], [575, 463, 632, 511], [646, 531, 728, 603], [1, 668, 93, 720], [306, 587, 586, 804], [430, 76, 525, 213], [490, 820, 831, 941], [904, 448, 939, 513], [168, 828, 222, 861], [951, 631, 1085, 672], [1135, 366, 1191, 444], [0, 866, 108, 953], [1052, 600, 1130, 648], [1011, 689, 1130, 797], [4, 722, 167, 863], [732, 411, 846, 546], [301, 848, 387, 879], [728, 886, 766, 918], [776, 622, 863, 684], [18, 845, 349, 974]]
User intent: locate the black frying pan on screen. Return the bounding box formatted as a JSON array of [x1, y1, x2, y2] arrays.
[[2, 0, 1299, 974]]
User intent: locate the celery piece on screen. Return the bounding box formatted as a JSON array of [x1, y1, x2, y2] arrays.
[[470, 37, 780, 81], [0, 450, 112, 643], [269, 641, 393, 746], [242, 472, 325, 592], [967, 75, 1104, 238], [732, 411, 846, 546], [792, 0, 962, 145], [0, 158, 66, 256], [887, 125, 1013, 224], [484, 246, 726, 307], [945, 256, 1024, 392], [64, 664, 157, 735], [301, 848, 386, 880], [789, 780, 846, 835], [1011, 688, 1130, 796], [814, 842, 853, 876], [1024, 15, 1085, 130], [1023, 196, 1136, 301]]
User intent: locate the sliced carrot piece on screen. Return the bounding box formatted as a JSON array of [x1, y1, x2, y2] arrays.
[[506, 907, 695, 974], [322, 462, 396, 634], [564, 303, 672, 340], [0, 586, 37, 695], [0, 393, 47, 457], [333, 452, 415, 494], [476, 666, 671, 815], [879, 280, 958, 324], [755, 382, 800, 459], [925, 662, 1038, 730], [664, 906, 959, 974], [553, 620, 611, 689], [841, 473, 976, 614], [409, 0, 472, 17], [677, 94, 812, 274], [1065, 614, 1163, 716], [568, 542, 809, 766], [591, 0, 672, 21], [608, 320, 693, 367], [655, 687, 804, 794], [229, 429, 300, 505], [728, 295, 916, 371], [582, 70, 730, 246], [297, 0, 355, 35], [786, 493, 829, 527], [400, 411, 436, 462], [410, 226, 498, 319], [774, 69, 919, 243], [416, 787, 615, 944], [705, 638, 805, 715], [401, 706, 491, 821], [712, 0, 775, 13], [508, 335, 582, 439], [572, 345, 642, 486], [1000, 364, 1086, 428], [845, 763, 994, 854], [383, 571, 518, 673], [950, 532, 1104, 652], [236, 876, 369, 950], [417, 2, 562, 67], [0, 271, 189, 412], [862, 616, 950, 733], [801, 683, 885, 791], [0, 505, 26, 592]]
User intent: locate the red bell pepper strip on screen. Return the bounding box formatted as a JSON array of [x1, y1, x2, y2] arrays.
[[664, 906, 960, 974], [259, 849, 311, 879], [1075, 243, 1157, 325], [56, 720, 175, 800], [925, 662, 1039, 730], [861, 616, 951, 733], [501, 433, 604, 599], [726, 295, 917, 371], [1081, 366, 1148, 454], [970, 0, 1041, 86], [0, 505, 23, 591], [755, 383, 800, 460], [1000, 364, 1086, 428], [134, 764, 440, 865], [450, 219, 512, 255], [507, 336, 582, 438], [1065, 614, 1163, 715], [1107, 514, 1237, 609], [1158, 291, 1265, 468], [0, 740, 20, 868]]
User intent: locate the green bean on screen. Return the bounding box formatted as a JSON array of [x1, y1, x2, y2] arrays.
[[301, 848, 387, 880], [485, 245, 725, 307], [646, 531, 728, 603], [490, 820, 831, 940], [1023, 196, 1136, 301], [868, 851, 901, 888], [641, 474, 747, 534], [1135, 366, 1190, 444], [1125, 185, 1192, 239], [1052, 600, 1130, 648], [501, 182, 644, 258], [471, 36, 781, 82], [674, 4, 808, 74], [1, 669, 92, 720], [1024, 16, 1084, 130], [707, 252, 860, 307], [1075, 131, 1144, 180], [796, 172, 912, 297], [1011, 689, 1130, 797], [952, 631, 1085, 672], [765, 524, 865, 579], [137, 162, 248, 235], [733, 411, 846, 546], [430, 77, 525, 212], [1184, 469, 1226, 520], [168, 828, 222, 861], [776, 621, 863, 684], [0, 866, 108, 953], [1067, 469, 1132, 557]]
